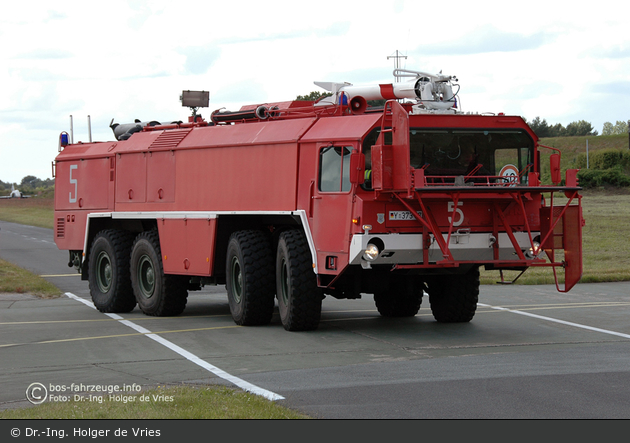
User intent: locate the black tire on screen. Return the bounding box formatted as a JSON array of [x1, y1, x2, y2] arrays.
[[225, 230, 275, 326], [374, 277, 422, 317], [130, 230, 188, 317], [276, 230, 322, 331], [88, 229, 136, 313], [427, 266, 479, 323]]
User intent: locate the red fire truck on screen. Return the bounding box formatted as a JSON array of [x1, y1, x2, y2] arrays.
[[53, 69, 583, 331]]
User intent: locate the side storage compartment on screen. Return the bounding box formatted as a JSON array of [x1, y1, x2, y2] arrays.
[[158, 218, 217, 276]]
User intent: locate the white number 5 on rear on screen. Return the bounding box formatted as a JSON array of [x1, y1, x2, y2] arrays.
[[69, 164, 78, 203]]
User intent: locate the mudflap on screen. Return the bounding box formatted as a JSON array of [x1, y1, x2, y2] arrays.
[[540, 204, 583, 292]]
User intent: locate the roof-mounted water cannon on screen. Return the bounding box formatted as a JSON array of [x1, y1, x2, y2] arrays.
[[181, 90, 209, 122], [393, 69, 459, 112], [394, 68, 458, 84], [313, 69, 460, 115]]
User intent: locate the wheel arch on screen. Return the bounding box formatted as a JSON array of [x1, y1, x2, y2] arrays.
[[81, 214, 155, 280], [212, 211, 315, 281]]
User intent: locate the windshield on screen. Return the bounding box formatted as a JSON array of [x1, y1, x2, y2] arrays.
[[363, 128, 534, 186]]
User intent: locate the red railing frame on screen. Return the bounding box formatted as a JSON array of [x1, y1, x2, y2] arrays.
[[387, 182, 583, 292]]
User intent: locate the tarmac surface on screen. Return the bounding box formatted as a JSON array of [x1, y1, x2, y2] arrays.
[[1, 220, 630, 419]]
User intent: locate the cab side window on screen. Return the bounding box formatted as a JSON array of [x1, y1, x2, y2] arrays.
[[319, 146, 351, 192]]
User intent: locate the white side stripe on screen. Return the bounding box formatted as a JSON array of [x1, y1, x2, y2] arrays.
[[65, 292, 284, 401], [479, 303, 630, 339]]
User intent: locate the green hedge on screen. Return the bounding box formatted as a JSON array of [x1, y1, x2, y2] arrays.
[[574, 149, 630, 170], [577, 167, 630, 188], [574, 149, 630, 188]]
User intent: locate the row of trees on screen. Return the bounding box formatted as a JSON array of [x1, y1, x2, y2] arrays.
[[601, 121, 629, 136], [526, 117, 599, 137], [516, 117, 629, 138], [0, 176, 55, 197]]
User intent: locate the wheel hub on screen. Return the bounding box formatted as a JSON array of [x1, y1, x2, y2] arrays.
[[96, 251, 113, 293], [230, 257, 242, 303], [280, 257, 289, 306], [138, 255, 156, 298]]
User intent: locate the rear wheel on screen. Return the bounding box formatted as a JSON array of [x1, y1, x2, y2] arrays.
[[130, 230, 188, 316], [276, 230, 322, 331], [374, 277, 422, 317], [225, 230, 275, 326], [427, 266, 479, 323], [88, 230, 136, 313]]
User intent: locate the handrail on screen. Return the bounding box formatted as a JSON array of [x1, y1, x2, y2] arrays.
[[538, 143, 562, 155]]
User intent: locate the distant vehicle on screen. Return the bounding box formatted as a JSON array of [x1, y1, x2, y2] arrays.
[[0, 184, 30, 199]]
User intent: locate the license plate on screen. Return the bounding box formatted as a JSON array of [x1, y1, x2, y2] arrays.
[[389, 211, 418, 221]]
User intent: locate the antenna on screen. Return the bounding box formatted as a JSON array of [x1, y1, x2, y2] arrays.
[[69, 115, 74, 144], [387, 50, 407, 82]]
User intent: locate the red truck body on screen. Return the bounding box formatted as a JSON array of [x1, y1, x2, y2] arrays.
[[53, 72, 584, 331]]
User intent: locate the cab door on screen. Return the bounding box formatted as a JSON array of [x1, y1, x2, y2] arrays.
[[310, 143, 356, 275]]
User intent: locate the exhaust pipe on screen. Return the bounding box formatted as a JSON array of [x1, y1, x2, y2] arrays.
[[109, 119, 162, 140]]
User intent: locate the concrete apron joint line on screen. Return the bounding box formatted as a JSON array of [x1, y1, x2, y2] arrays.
[[64, 292, 284, 401]]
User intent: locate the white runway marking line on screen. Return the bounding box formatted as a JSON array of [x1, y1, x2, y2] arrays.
[[65, 292, 284, 401], [478, 303, 630, 339]]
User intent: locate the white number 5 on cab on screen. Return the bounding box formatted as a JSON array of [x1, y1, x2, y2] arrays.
[[447, 201, 464, 227]]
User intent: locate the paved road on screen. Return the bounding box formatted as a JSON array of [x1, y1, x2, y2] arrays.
[[1, 220, 630, 418]]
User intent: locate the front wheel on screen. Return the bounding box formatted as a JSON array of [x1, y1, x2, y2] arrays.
[[276, 230, 322, 331], [427, 266, 479, 323], [130, 230, 188, 316], [374, 277, 422, 317]]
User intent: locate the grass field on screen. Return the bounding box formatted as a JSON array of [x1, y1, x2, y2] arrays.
[[0, 197, 55, 229], [0, 258, 62, 297], [0, 385, 310, 419], [539, 133, 629, 157]]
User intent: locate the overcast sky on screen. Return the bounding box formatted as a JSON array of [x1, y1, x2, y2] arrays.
[[1, 0, 628, 184]]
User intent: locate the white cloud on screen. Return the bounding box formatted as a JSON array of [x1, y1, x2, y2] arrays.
[[412, 26, 558, 56]]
